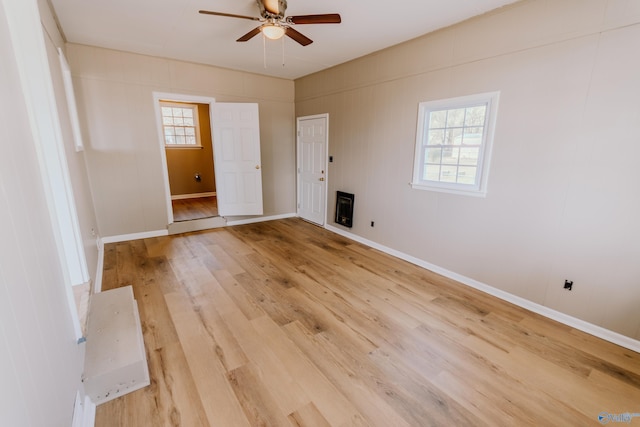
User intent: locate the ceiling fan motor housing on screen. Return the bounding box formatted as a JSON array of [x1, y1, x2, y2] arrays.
[[257, 0, 287, 19]]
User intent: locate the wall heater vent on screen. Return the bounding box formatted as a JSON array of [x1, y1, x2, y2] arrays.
[[335, 191, 354, 228]]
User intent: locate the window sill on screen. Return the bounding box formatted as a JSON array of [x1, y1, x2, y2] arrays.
[[410, 182, 487, 198], [165, 145, 203, 150]]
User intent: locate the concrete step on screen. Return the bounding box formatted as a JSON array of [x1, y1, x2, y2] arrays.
[[83, 285, 149, 405]]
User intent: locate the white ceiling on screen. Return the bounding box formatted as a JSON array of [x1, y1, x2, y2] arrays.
[[49, 0, 521, 80]]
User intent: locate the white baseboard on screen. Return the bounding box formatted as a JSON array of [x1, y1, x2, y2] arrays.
[[93, 242, 104, 293], [325, 224, 640, 353], [82, 395, 96, 427], [102, 213, 296, 243], [226, 212, 297, 226], [101, 229, 168, 244], [171, 192, 216, 200], [71, 391, 96, 427]]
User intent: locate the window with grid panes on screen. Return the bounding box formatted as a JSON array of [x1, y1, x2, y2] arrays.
[[160, 102, 201, 147], [411, 92, 499, 196]]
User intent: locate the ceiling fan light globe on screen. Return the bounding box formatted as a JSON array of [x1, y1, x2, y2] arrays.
[[262, 24, 285, 40]]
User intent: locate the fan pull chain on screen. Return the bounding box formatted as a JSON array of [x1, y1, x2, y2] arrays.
[[282, 35, 285, 67]]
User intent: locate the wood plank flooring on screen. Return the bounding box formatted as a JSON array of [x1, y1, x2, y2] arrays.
[[96, 218, 640, 426], [172, 196, 218, 222]]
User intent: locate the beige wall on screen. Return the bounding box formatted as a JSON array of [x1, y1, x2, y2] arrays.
[[0, 0, 85, 424], [165, 103, 216, 196], [68, 43, 296, 236], [295, 0, 640, 339]]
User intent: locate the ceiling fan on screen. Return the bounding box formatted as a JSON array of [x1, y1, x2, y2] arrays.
[[199, 0, 341, 46]]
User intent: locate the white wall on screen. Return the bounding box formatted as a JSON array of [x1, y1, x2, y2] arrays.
[[68, 44, 297, 237], [295, 0, 640, 340], [0, 0, 84, 424], [39, 0, 100, 285]]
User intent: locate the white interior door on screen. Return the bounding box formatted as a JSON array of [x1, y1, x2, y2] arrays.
[[297, 114, 328, 225], [212, 103, 263, 217]]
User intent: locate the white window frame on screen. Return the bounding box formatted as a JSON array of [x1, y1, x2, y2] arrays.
[[160, 101, 202, 148], [57, 48, 84, 152], [411, 91, 499, 197]]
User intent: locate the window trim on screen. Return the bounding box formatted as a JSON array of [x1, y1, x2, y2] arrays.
[[411, 91, 499, 197], [160, 101, 202, 148], [58, 48, 84, 152]]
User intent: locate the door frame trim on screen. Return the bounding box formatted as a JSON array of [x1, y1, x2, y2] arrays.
[[152, 92, 216, 226], [296, 113, 329, 226]]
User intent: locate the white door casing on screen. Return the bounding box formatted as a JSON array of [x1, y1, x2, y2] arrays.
[[154, 94, 264, 222], [212, 103, 263, 217], [297, 114, 328, 225], [153, 92, 215, 225]]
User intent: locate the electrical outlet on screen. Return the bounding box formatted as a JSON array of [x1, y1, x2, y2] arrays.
[[564, 280, 573, 291]]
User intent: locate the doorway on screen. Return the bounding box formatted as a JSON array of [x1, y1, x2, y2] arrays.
[[297, 114, 328, 226], [154, 92, 218, 226], [161, 100, 218, 222], [154, 92, 264, 232]]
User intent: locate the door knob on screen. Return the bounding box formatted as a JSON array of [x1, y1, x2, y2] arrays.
[[319, 177, 325, 181], [255, 165, 260, 169]]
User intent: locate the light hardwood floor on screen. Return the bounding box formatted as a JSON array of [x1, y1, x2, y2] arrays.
[[172, 196, 218, 222], [97, 218, 640, 426]]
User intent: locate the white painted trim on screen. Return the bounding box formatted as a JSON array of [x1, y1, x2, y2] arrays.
[[226, 213, 296, 226], [325, 224, 640, 353], [57, 48, 84, 152], [101, 229, 168, 244], [71, 391, 83, 427], [82, 395, 96, 427], [152, 91, 217, 227], [168, 216, 226, 235], [93, 238, 104, 293], [70, 390, 95, 427], [171, 192, 216, 200], [412, 91, 499, 197]]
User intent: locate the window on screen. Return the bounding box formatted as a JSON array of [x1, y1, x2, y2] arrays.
[[160, 101, 201, 147], [412, 92, 499, 196]]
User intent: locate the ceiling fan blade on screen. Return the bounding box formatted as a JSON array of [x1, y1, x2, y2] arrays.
[[237, 26, 263, 42], [288, 14, 341, 25], [199, 10, 261, 21], [285, 27, 313, 46]]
